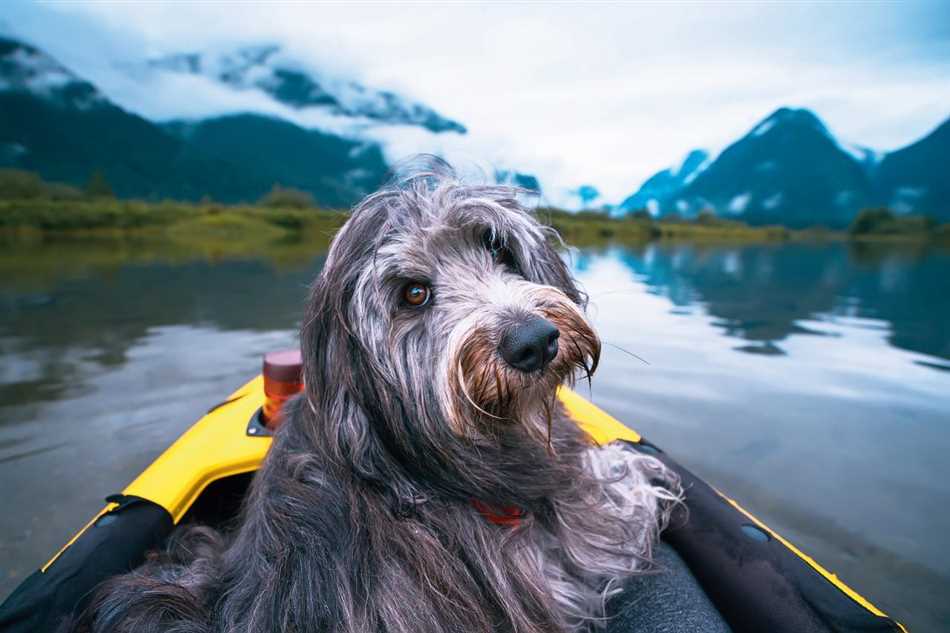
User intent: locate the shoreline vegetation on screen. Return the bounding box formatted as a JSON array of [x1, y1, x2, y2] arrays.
[[1, 169, 948, 248]]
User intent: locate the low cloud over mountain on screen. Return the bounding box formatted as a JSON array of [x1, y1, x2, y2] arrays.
[[146, 45, 466, 134], [2, 32, 945, 223], [0, 36, 387, 206]]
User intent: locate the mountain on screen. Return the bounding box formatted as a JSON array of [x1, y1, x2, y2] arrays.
[[163, 114, 386, 207], [0, 36, 239, 200], [872, 117, 950, 221], [618, 149, 709, 215], [148, 46, 466, 134], [674, 108, 872, 228], [0, 36, 387, 205], [620, 108, 950, 228]]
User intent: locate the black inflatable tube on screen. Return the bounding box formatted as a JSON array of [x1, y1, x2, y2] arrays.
[[0, 495, 173, 633], [634, 440, 903, 633]]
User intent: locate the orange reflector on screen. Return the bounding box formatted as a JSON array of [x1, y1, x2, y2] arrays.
[[261, 349, 303, 429]]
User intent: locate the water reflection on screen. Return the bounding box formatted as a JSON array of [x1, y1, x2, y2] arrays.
[[1, 237, 949, 631], [3, 241, 947, 414], [592, 242, 950, 363], [0, 243, 326, 410]]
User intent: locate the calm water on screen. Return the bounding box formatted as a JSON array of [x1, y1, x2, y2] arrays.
[[1, 238, 948, 631]]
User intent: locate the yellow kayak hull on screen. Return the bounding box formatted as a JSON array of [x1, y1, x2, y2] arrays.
[[20, 378, 903, 633]]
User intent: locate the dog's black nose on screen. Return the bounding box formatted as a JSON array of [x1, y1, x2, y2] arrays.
[[499, 316, 560, 372]]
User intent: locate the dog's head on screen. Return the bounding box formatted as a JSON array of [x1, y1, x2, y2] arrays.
[[303, 159, 599, 488]]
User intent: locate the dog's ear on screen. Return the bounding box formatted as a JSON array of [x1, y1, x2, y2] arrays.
[[521, 229, 586, 306]]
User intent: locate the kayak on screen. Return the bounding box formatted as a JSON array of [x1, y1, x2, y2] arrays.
[[0, 365, 906, 633]]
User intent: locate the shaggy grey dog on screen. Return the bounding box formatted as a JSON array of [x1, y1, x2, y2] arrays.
[[76, 159, 680, 633]]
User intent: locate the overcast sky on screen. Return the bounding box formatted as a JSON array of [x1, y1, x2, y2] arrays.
[[4, 1, 949, 206]]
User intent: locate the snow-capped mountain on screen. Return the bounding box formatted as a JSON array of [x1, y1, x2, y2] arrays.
[[621, 108, 875, 228], [618, 149, 709, 215], [147, 45, 466, 134], [0, 35, 388, 206], [620, 108, 950, 227], [681, 108, 874, 227]]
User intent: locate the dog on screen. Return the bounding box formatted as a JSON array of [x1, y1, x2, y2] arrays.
[[76, 158, 680, 633]]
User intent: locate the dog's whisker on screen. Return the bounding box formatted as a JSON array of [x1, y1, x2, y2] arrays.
[[604, 341, 650, 365], [457, 360, 508, 422]]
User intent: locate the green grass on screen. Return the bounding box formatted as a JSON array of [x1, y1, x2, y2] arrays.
[[655, 220, 789, 241], [166, 212, 290, 248], [539, 208, 792, 246], [0, 198, 347, 241], [3, 197, 794, 245], [1, 177, 946, 249]]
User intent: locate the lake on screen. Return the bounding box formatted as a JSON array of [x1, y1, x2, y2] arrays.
[[1, 237, 948, 632]]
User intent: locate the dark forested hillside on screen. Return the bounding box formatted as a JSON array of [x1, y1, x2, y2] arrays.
[[0, 36, 387, 206]]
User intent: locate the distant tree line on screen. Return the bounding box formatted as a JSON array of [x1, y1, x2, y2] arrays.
[[3, 167, 946, 243], [621, 204, 947, 241], [848, 207, 940, 237], [0, 168, 116, 201], [0, 168, 321, 210]]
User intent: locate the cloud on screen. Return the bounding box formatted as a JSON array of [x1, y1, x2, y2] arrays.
[[3, 1, 949, 207]]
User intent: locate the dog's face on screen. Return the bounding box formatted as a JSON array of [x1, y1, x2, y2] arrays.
[[305, 174, 599, 449]]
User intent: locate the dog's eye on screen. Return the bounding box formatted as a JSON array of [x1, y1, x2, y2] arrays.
[[403, 282, 430, 307]]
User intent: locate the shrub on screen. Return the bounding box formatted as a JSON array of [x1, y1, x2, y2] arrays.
[[85, 169, 115, 199], [45, 182, 83, 200], [849, 207, 936, 236], [259, 184, 315, 209], [0, 169, 45, 199], [849, 208, 894, 234]]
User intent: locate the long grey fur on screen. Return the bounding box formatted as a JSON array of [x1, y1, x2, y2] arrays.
[[71, 157, 681, 633]]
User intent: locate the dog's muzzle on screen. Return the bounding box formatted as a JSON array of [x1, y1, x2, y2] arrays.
[[498, 315, 560, 373]]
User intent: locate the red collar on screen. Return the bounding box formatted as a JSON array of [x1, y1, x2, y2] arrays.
[[470, 499, 524, 527]]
